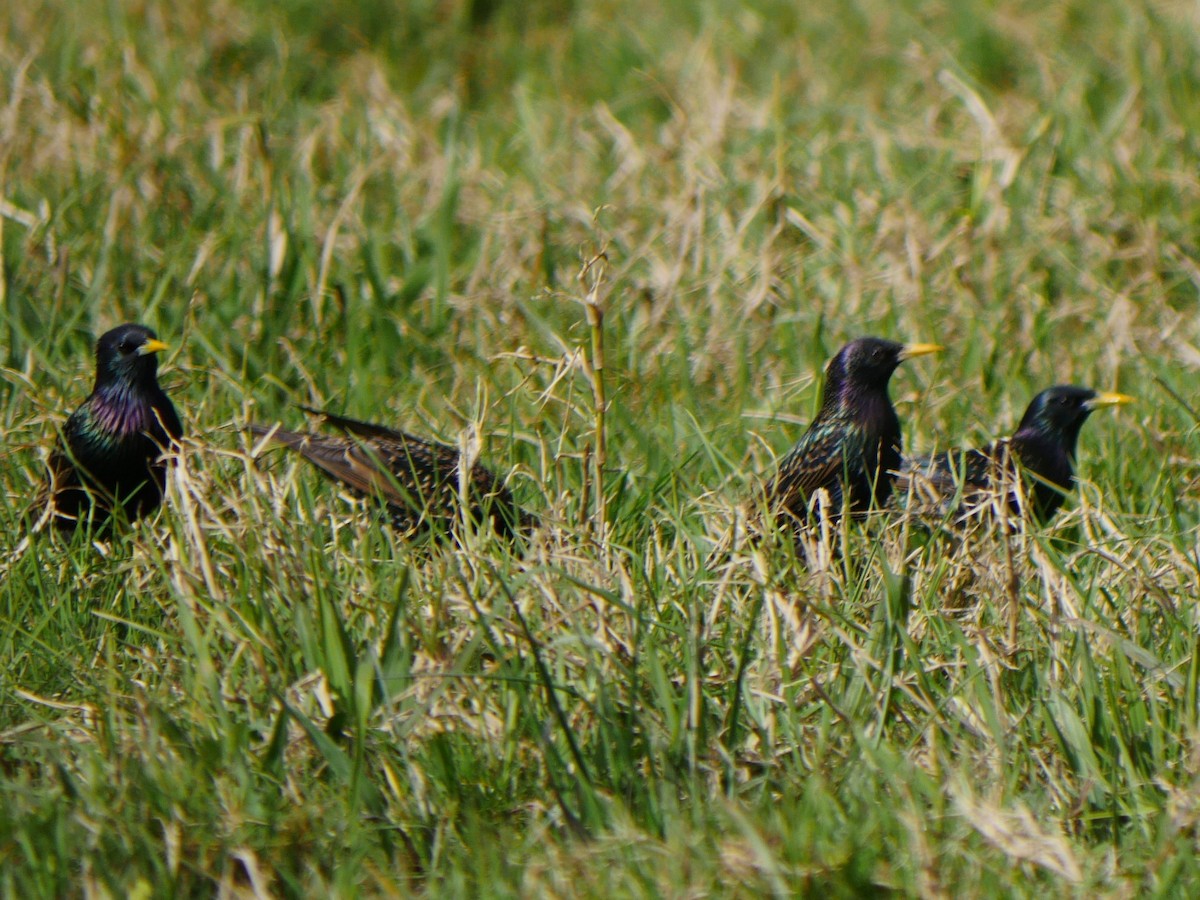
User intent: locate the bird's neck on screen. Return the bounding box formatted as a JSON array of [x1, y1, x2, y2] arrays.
[[1011, 428, 1076, 481], [1009, 429, 1077, 520], [824, 380, 896, 429], [91, 378, 158, 437]]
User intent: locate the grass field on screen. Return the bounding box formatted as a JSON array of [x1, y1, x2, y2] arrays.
[[3, 0, 1200, 895]]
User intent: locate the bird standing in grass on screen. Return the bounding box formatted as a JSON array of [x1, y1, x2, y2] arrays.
[[37, 323, 183, 533], [764, 337, 942, 528], [900, 385, 1133, 521], [249, 407, 533, 540]]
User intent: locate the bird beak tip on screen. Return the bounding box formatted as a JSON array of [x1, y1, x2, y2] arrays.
[[1090, 391, 1134, 408], [900, 343, 944, 360], [137, 339, 169, 356]]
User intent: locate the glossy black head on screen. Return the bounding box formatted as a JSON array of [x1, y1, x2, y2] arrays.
[[823, 337, 942, 402], [93, 324, 169, 391], [1015, 385, 1133, 454]]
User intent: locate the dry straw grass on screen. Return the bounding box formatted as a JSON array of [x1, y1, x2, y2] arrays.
[[3, 0, 1200, 894]]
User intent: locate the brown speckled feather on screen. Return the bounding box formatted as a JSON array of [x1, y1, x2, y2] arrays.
[[250, 409, 532, 539]]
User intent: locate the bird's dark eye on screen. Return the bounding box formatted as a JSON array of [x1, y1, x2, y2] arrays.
[[118, 339, 136, 354]]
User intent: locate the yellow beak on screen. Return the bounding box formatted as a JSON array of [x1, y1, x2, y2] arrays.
[[1087, 391, 1134, 409], [899, 342, 944, 360], [137, 339, 169, 356]]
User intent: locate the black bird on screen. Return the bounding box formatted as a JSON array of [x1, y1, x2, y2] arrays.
[[37, 323, 183, 533], [900, 385, 1133, 521], [249, 407, 533, 539], [764, 337, 942, 527]]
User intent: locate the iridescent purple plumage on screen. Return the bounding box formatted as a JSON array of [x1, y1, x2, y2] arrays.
[[37, 323, 183, 533], [764, 337, 942, 527]]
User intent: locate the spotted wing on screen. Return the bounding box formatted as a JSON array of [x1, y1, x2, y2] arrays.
[[764, 423, 858, 518], [897, 441, 1018, 517], [250, 419, 529, 536], [297, 407, 514, 501], [904, 444, 997, 488], [252, 421, 461, 503]]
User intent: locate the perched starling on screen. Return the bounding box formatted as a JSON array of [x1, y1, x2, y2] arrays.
[[249, 407, 533, 539], [37, 324, 183, 533], [764, 337, 942, 527], [900, 385, 1133, 521]]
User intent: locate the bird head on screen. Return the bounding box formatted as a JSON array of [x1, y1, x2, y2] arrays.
[[1017, 385, 1133, 452], [825, 337, 942, 397], [93, 324, 169, 391]]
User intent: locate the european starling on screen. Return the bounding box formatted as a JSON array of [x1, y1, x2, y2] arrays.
[[900, 385, 1133, 521], [764, 337, 942, 527], [249, 407, 533, 539], [37, 323, 183, 533]]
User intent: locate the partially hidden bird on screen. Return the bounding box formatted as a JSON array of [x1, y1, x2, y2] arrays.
[[764, 337, 942, 528], [249, 407, 533, 540], [899, 385, 1133, 522], [37, 323, 183, 533]]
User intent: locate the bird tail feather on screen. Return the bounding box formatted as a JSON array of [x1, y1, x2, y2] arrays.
[[295, 405, 403, 441]]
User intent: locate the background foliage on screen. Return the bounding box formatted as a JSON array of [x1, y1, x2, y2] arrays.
[[2, 0, 1199, 894]]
